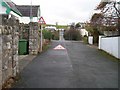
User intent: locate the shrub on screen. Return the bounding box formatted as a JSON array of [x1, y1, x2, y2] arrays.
[[52, 31, 59, 40], [43, 30, 52, 40], [64, 29, 81, 41], [83, 35, 88, 44]]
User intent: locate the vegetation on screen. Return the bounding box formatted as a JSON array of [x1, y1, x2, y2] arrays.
[[42, 30, 52, 40], [64, 23, 82, 41], [94, 0, 120, 35], [85, 0, 120, 44], [83, 35, 88, 44], [52, 31, 59, 40], [98, 49, 119, 62], [85, 23, 100, 44], [42, 43, 51, 52]]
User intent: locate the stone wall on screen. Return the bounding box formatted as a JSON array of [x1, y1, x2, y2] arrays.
[[0, 25, 19, 88], [0, 31, 2, 90], [29, 22, 40, 54], [19, 22, 41, 55], [0, 16, 41, 89]]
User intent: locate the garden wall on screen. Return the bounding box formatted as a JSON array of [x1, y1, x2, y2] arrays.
[[99, 36, 120, 59], [0, 25, 19, 88]]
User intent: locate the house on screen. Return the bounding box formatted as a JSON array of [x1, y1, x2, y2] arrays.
[[80, 29, 88, 37], [45, 26, 57, 32]]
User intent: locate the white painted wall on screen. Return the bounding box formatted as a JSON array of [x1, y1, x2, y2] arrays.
[[80, 29, 88, 37], [99, 36, 120, 59], [88, 36, 93, 45], [118, 38, 120, 59]]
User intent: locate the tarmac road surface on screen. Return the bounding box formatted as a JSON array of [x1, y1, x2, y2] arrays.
[[13, 40, 118, 88]]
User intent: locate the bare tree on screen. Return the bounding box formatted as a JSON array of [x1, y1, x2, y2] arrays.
[[96, 0, 120, 35]]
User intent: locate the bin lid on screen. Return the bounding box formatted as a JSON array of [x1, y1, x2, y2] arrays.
[[19, 39, 27, 42]]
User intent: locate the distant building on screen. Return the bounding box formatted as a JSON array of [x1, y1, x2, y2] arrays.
[[45, 26, 56, 32], [80, 29, 88, 37], [79, 22, 86, 29]]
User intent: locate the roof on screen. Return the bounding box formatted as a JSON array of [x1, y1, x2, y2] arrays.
[[16, 5, 40, 17], [2, 0, 22, 16]]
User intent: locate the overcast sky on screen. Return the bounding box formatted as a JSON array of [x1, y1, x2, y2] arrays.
[[12, 0, 101, 25]]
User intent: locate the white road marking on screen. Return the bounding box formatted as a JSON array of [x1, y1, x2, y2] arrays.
[[54, 44, 66, 50]]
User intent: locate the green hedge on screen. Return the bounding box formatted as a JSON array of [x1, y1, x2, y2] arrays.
[[64, 30, 81, 41], [43, 30, 52, 40]]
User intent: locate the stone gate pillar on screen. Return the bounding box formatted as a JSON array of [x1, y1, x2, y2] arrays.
[[29, 22, 40, 54]]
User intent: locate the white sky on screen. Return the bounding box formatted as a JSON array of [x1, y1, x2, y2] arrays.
[[12, 0, 101, 25]]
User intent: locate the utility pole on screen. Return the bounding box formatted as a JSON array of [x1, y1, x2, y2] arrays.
[[29, 0, 33, 54], [30, 0, 33, 22], [40, 25, 43, 52], [38, 17, 46, 52]]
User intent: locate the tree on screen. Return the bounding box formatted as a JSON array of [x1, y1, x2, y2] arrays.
[[85, 23, 100, 44], [96, 0, 120, 35], [75, 22, 81, 29], [64, 23, 81, 40], [52, 31, 59, 40]]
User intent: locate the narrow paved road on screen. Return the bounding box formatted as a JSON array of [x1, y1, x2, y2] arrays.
[[14, 40, 118, 88]]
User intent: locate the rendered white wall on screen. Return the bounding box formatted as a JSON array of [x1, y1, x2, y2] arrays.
[[88, 36, 93, 45], [99, 36, 120, 59]]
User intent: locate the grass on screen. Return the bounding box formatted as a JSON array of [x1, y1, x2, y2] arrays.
[[43, 44, 51, 52], [83, 37, 88, 44], [98, 49, 120, 63]]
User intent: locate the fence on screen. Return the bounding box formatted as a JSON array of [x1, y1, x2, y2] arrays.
[[99, 36, 120, 59]]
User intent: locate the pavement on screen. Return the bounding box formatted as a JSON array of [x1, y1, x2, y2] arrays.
[[18, 55, 36, 72], [13, 40, 118, 88]]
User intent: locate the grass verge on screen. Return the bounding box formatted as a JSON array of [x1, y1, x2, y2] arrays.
[[98, 49, 120, 63]]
